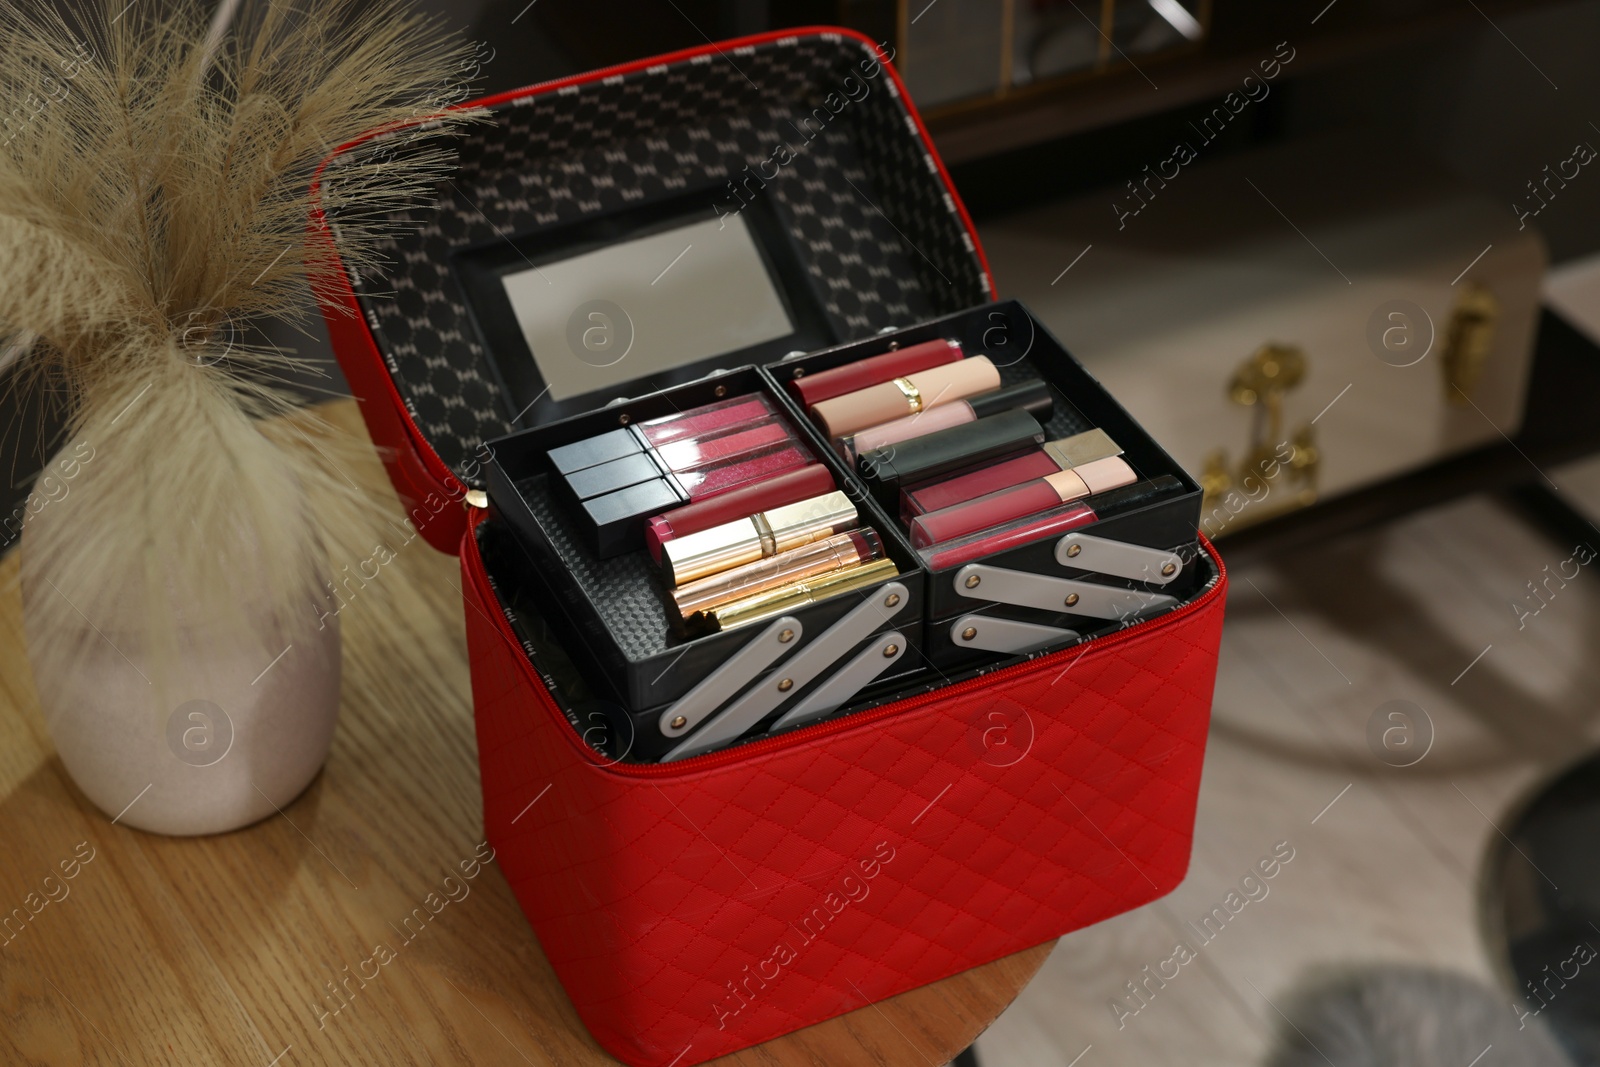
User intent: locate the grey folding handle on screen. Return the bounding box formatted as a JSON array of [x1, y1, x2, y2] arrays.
[[953, 563, 1176, 621], [1054, 532, 1183, 586], [770, 630, 908, 732], [656, 615, 803, 741], [947, 614, 1077, 656], [661, 583, 910, 762]]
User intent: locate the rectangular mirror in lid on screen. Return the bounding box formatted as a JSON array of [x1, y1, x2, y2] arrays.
[[322, 30, 993, 504], [451, 189, 835, 421]]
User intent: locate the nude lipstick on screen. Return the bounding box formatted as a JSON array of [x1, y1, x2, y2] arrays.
[[849, 380, 1054, 456], [660, 491, 858, 586], [809, 357, 1001, 439], [789, 338, 963, 406], [908, 456, 1137, 547]]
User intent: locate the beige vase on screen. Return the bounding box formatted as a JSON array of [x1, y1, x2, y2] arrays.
[[18, 507, 342, 837]]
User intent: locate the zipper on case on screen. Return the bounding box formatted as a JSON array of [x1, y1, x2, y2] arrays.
[[482, 533, 1227, 778]]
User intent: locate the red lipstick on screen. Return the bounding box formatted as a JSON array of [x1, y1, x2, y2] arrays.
[[789, 338, 963, 406], [643, 463, 836, 562]]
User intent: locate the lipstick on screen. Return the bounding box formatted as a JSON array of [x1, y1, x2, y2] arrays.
[[644, 463, 836, 563], [659, 491, 858, 586], [921, 476, 1184, 570], [672, 530, 882, 621], [857, 409, 1045, 488], [698, 558, 900, 632], [908, 456, 1136, 547], [809, 357, 1000, 438], [849, 380, 1054, 456], [902, 427, 1124, 516], [789, 338, 963, 406]]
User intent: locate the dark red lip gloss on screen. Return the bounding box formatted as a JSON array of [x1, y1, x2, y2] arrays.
[[901, 427, 1125, 516], [909, 457, 1136, 547], [920, 475, 1184, 570]]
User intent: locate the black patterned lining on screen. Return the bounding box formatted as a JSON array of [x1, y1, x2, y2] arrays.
[[328, 34, 989, 484]]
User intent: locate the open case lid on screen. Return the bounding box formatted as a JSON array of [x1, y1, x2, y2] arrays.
[[311, 27, 995, 556]]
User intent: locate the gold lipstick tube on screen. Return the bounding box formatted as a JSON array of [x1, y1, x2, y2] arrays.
[[671, 530, 883, 620], [660, 490, 857, 586], [699, 558, 899, 632]]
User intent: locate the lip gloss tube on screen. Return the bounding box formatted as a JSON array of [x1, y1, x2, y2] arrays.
[[653, 420, 792, 472], [920, 475, 1184, 570], [660, 491, 858, 586], [790, 338, 963, 406], [908, 456, 1136, 547], [672, 444, 809, 499], [810, 357, 1001, 438], [672, 530, 882, 620], [700, 558, 900, 632], [849, 380, 1054, 456], [644, 463, 836, 563], [637, 394, 776, 446], [902, 427, 1124, 516]]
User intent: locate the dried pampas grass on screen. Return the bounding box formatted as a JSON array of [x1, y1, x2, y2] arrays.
[[1, 0, 481, 694]]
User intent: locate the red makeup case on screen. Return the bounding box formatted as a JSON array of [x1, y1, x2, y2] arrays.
[[313, 27, 1227, 1066]]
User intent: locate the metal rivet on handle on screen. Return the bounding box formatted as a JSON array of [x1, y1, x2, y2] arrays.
[[964, 574, 981, 589], [1065, 593, 1079, 607], [1065, 543, 1081, 557], [961, 627, 977, 641], [1162, 562, 1178, 577], [779, 628, 796, 643], [670, 716, 687, 730], [884, 593, 901, 607], [883, 644, 899, 657], [777, 678, 794, 692]]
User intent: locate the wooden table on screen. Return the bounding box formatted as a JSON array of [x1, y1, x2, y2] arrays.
[[0, 400, 1053, 1066]]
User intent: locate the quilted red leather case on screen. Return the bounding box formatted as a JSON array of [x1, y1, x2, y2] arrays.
[[314, 25, 1227, 1066], [464, 517, 1224, 1065]]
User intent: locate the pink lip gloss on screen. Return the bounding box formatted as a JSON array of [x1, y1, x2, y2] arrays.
[[653, 420, 792, 472], [908, 457, 1136, 547], [636, 395, 776, 446]]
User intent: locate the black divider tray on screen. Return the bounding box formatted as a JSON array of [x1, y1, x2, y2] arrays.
[[761, 300, 1204, 622], [483, 368, 929, 749]]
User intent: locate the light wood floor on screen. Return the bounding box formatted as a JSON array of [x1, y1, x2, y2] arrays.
[[973, 455, 1600, 1066]]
